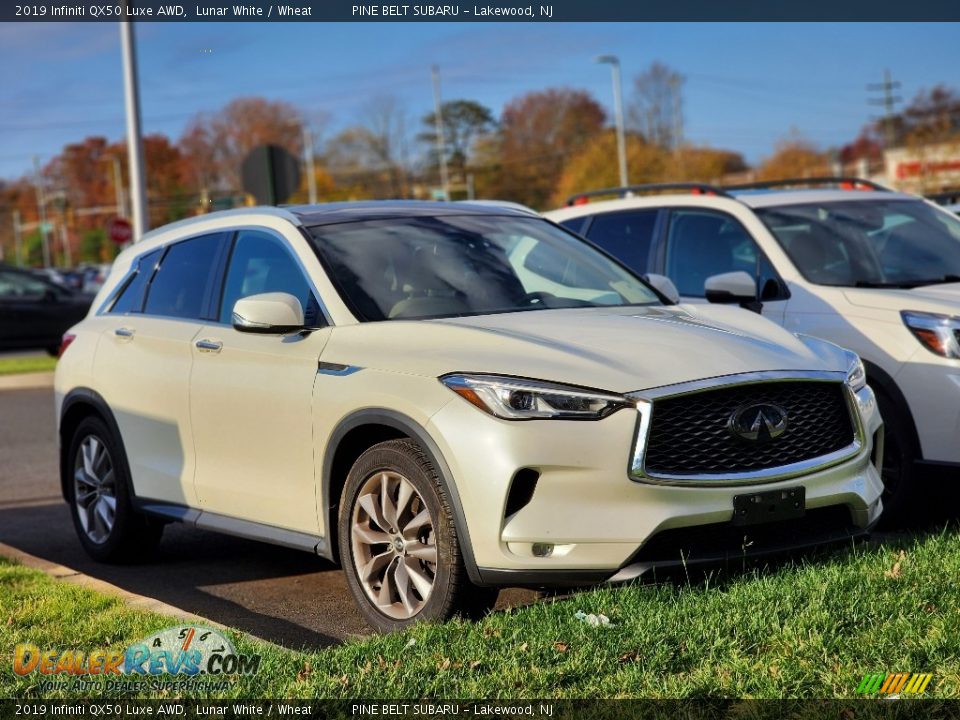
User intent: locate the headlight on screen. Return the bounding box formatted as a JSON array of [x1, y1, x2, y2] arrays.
[[845, 355, 866, 392], [901, 311, 960, 358], [440, 374, 630, 420]]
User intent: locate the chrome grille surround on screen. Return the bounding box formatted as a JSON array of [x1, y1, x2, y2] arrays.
[[628, 370, 865, 486]]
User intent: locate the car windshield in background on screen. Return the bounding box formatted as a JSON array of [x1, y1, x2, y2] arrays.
[[755, 199, 960, 288], [307, 215, 660, 321]]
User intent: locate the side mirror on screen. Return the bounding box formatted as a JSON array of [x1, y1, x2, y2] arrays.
[[643, 273, 680, 304], [232, 292, 305, 334], [705, 271, 762, 313]]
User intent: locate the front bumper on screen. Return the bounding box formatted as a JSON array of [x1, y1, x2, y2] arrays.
[[427, 380, 884, 585]]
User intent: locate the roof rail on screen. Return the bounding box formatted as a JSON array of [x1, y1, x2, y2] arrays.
[[723, 176, 889, 192], [925, 191, 960, 206], [565, 182, 732, 206]]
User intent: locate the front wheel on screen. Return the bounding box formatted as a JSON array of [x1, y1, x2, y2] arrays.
[[874, 389, 920, 528], [338, 439, 496, 632]]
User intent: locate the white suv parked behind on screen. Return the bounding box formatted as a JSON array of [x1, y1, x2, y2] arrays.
[[547, 178, 960, 521], [56, 201, 881, 631]]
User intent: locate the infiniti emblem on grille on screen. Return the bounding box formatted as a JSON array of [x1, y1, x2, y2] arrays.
[[728, 402, 789, 442]]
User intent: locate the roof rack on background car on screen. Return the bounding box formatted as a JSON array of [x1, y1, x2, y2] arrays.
[[565, 182, 732, 206], [723, 176, 890, 192]]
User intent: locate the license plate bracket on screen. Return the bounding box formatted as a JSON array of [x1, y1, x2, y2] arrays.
[[732, 487, 805, 526]]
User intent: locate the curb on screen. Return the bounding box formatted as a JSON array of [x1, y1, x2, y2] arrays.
[[0, 372, 54, 390], [0, 541, 212, 626]]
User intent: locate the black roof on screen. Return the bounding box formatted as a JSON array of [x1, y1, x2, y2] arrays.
[[285, 200, 534, 227]]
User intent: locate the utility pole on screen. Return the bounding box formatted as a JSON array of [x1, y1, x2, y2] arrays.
[[597, 55, 629, 188], [120, 13, 148, 240], [431, 65, 450, 201], [109, 155, 126, 218], [33, 156, 51, 268], [670, 75, 684, 150], [13, 210, 22, 267], [868, 69, 902, 148], [303, 124, 317, 204]]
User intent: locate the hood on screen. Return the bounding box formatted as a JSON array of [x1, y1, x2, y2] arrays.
[[843, 283, 960, 315], [322, 305, 850, 394]]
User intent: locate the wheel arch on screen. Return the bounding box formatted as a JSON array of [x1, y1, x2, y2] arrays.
[[862, 360, 921, 456], [321, 408, 482, 585], [59, 388, 127, 502]]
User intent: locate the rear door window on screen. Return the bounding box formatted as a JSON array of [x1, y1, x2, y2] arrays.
[[583, 209, 658, 274], [143, 234, 226, 320]]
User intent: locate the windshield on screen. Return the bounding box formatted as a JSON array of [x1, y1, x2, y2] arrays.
[[307, 214, 660, 321], [755, 199, 960, 288]]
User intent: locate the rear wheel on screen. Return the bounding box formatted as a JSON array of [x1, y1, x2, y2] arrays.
[[338, 439, 496, 632], [67, 416, 163, 562], [874, 389, 920, 527]]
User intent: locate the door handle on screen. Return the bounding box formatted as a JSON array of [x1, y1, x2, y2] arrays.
[[114, 327, 135, 338], [195, 339, 222, 353]]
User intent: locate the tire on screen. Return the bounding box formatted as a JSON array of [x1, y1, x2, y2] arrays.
[[874, 389, 920, 528], [66, 416, 163, 563], [46, 346, 60, 358], [338, 439, 497, 632]]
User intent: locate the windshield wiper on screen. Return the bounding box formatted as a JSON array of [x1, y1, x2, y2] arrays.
[[901, 274, 960, 287], [854, 280, 914, 288]]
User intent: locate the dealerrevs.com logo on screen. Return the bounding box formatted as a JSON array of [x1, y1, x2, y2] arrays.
[[857, 672, 934, 696], [13, 625, 260, 693]]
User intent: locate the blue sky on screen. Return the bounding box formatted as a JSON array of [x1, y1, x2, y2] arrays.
[[0, 22, 957, 179]]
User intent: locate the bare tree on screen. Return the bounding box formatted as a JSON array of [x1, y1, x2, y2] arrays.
[[325, 96, 412, 198], [629, 62, 685, 150]]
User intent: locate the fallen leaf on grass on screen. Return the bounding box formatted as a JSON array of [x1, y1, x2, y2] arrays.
[[469, 660, 481, 669], [438, 658, 451, 671], [519, 642, 529, 652], [884, 550, 906, 578], [296, 662, 312, 682], [618, 650, 638, 664], [339, 674, 350, 687], [553, 642, 568, 653], [5, 617, 12, 627]]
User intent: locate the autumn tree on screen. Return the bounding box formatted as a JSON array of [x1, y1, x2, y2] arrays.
[[629, 62, 685, 149], [890, 85, 960, 146], [179, 97, 304, 193], [756, 134, 830, 181], [552, 132, 747, 206], [418, 99, 496, 183], [494, 88, 606, 209], [552, 130, 667, 206]]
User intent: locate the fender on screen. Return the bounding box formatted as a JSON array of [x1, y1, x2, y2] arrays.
[[58, 387, 129, 501], [322, 408, 483, 585], [861, 359, 920, 456]]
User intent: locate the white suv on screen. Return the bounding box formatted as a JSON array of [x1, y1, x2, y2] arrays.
[[56, 202, 881, 631], [547, 178, 960, 522]]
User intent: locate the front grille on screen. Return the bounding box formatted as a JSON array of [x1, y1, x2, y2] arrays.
[[630, 505, 857, 564], [643, 381, 855, 477]]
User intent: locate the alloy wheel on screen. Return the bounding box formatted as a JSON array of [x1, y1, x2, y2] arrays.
[[350, 470, 438, 620], [73, 435, 117, 545]]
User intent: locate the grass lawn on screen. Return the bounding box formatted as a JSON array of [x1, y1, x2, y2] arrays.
[[2, 526, 960, 699], [0, 355, 57, 376]]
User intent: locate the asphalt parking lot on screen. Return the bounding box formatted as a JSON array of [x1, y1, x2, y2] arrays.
[[0, 385, 537, 649]]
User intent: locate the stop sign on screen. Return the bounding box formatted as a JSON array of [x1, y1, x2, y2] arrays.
[[106, 217, 133, 245]]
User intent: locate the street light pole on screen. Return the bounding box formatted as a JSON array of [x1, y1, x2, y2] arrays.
[[303, 124, 318, 205], [597, 55, 628, 189], [431, 65, 450, 201], [33, 156, 51, 268], [120, 14, 148, 240]]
